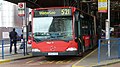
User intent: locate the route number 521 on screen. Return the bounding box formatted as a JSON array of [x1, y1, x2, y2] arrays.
[[61, 9, 70, 15]]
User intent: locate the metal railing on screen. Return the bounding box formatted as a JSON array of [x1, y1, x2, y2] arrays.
[[0, 39, 32, 59], [98, 38, 120, 63]]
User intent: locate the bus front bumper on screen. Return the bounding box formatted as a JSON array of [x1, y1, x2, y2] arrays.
[[32, 51, 78, 56]]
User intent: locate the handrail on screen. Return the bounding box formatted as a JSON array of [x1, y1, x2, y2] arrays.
[[98, 38, 120, 63], [2, 39, 4, 59]]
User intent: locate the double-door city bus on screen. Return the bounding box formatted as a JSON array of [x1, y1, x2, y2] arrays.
[[28, 7, 97, 56]]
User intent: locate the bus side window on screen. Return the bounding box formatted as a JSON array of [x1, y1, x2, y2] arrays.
[[81, 21, 89, 35]]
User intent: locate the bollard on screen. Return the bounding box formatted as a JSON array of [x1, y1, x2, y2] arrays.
[[23, 39, 26, 56], [2, 39, 4, 59], [118, 39, 120, 58], [98, 39, 101, 63]]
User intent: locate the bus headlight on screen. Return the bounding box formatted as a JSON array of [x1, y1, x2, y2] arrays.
[[28, 40, 32, 44], [32, 49, 41, 52], [66, 47, 77, 51]]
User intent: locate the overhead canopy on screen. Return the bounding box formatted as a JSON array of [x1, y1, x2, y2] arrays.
[[5, 0, 120, 9], [4, 0, 77, 9], [4, 0, 40, 8]]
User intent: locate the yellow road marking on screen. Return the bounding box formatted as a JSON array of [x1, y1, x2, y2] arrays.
[[56, 61, 64, 64], [26, 60, 34, 64], [72, 48, 98, 67], [56, 60, 72, 64], [65, 60, 72, 64], [39, 61, 44, 64], [0, 60, 11, 64], [26, 58, 72, 64], [46, 61, 54, 64]]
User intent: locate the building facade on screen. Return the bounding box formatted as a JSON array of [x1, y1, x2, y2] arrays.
[[0, 1, 23, 39]]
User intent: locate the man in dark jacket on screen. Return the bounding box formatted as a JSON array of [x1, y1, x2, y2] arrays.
[[9, 28, 18, 54]]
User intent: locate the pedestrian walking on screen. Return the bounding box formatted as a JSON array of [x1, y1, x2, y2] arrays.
[[9, 28, 18, 54]]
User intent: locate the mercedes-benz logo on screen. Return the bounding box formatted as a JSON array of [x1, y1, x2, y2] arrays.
[[50, 46, 56, 51]]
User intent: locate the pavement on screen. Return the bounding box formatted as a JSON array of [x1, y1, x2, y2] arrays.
[[72, 48, 120, 67], [0, 41, 32, 64]]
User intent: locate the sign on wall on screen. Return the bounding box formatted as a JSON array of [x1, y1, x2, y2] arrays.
[[2, 32, 9, 39], [98, 0, 107, 13], [18, 2, 26, 16]]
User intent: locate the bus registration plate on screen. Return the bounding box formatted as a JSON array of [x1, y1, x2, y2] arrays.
[[48, 52, 58, 55]]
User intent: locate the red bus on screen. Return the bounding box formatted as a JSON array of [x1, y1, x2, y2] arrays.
[[29, 7, 97, 56]]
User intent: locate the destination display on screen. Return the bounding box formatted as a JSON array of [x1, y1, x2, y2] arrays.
[[34, 8, 72, 17]]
